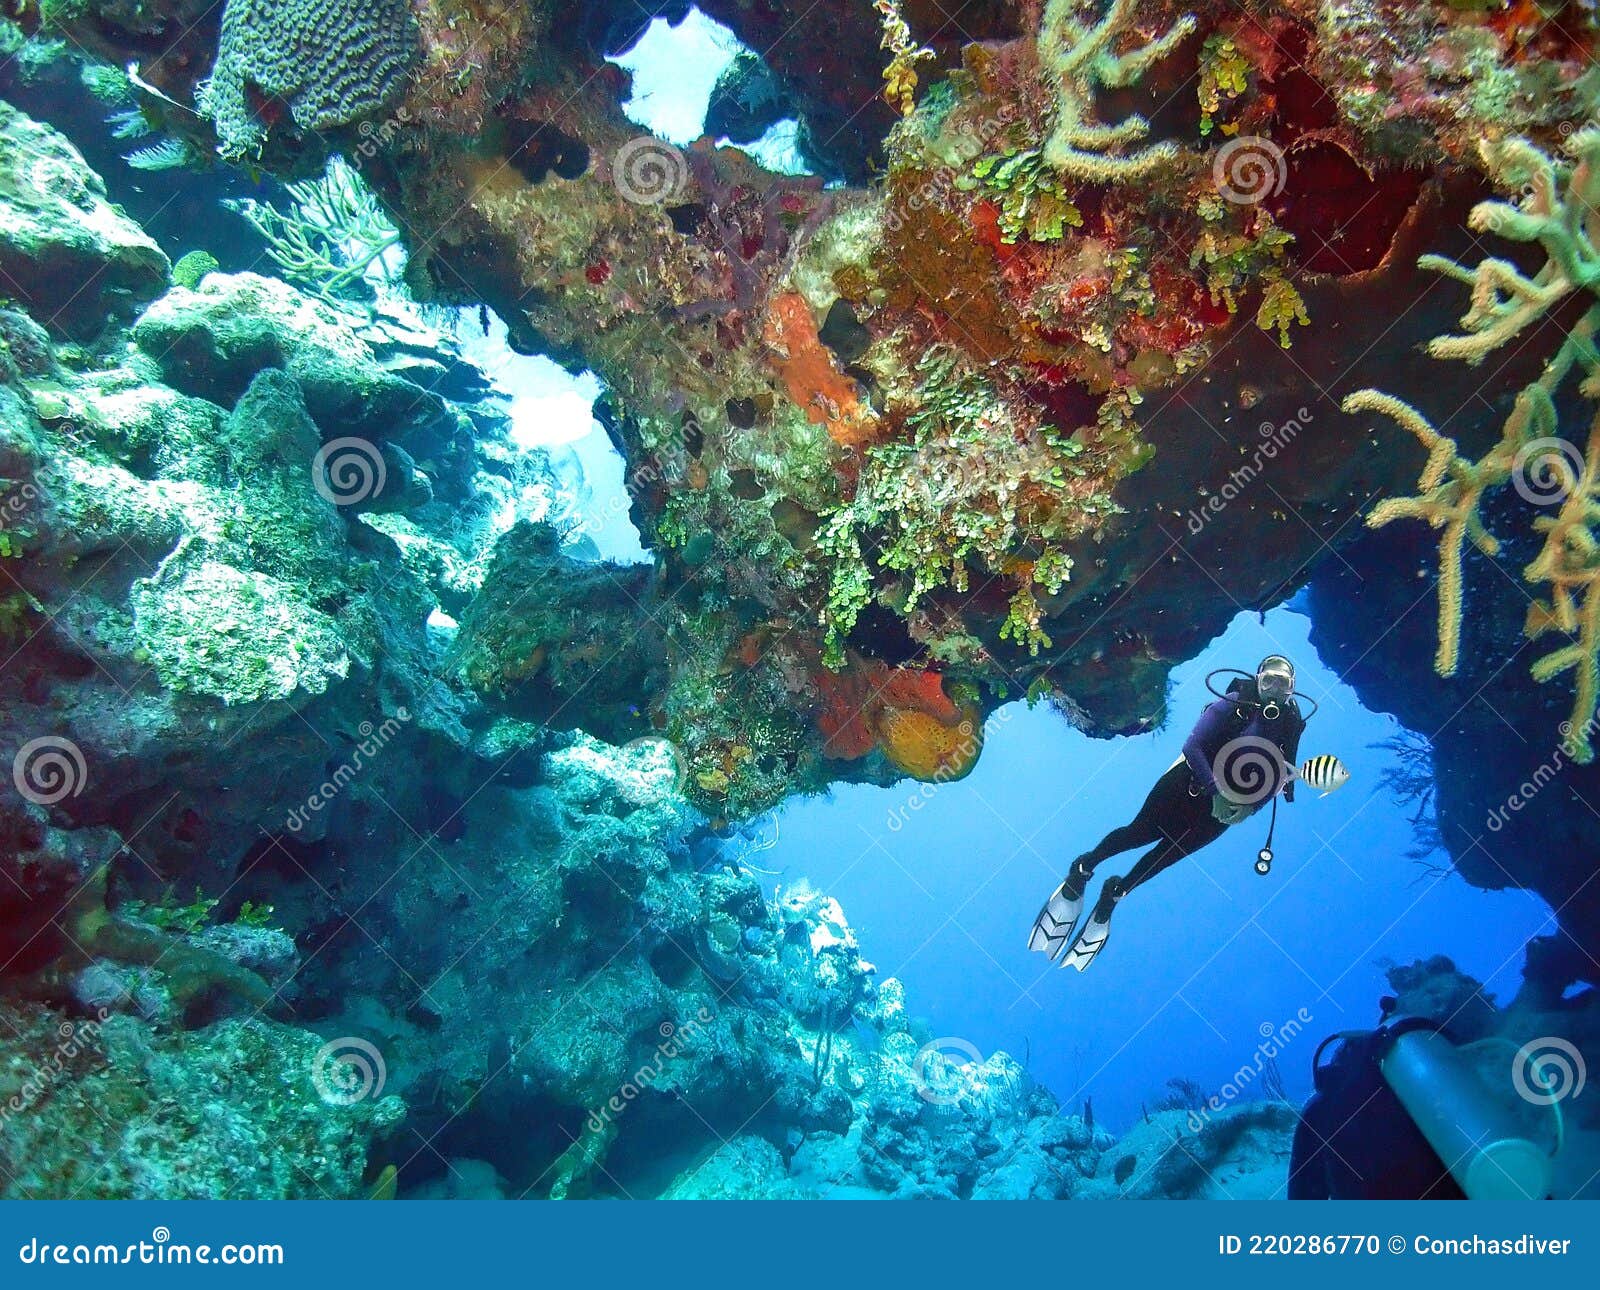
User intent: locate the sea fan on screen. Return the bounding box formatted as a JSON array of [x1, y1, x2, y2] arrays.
[[124, 139, 196, 172], [107, 108, 154, 141]]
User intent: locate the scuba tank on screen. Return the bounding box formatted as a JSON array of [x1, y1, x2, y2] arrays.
[[1380, 1024, 1556, 1200], [1293, 1014, 1562, 1200]]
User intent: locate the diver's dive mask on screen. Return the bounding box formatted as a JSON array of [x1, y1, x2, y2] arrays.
[[1255, 655, 1295, 719]]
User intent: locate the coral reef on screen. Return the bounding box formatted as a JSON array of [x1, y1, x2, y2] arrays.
[[4, 0, 1600, 1204], [35, 0, 1596, 815], [301, 734, 1119, 1200], [815, 660, 982, 780], [453, 521, 666, 745]]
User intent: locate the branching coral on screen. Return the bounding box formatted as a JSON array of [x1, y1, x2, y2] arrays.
[[1036, 0, 1196, 182], [1524, 423, 1600, 759], [816, 350, 1098, 662], [227, 158, 402, 304], [1346, 130, 1600, 757]]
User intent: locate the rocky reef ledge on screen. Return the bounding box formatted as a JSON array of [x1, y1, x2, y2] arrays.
[[0, 103, 1238, 1196]]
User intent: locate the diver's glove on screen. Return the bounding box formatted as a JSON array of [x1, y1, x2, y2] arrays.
[[1211, 794, 1252, 826]]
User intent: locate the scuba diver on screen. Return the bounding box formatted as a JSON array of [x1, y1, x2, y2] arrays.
[[1029, 654, 1309, 971]]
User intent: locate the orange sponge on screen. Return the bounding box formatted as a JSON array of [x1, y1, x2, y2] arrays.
[[873, 703, 983, 782], [815, 662, 982, 780]]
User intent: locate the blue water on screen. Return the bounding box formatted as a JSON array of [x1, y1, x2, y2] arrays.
[[760, 607, 1554, 1130]]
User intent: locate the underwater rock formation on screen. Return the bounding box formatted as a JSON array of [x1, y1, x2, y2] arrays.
[[0, 108, 586, 1023], [3, 0, 1599, 1204], [1306, 522, 1600, 970], [454, 521, 666, 746], [28, 0, 1589, 817], [291, 733, 1122, 1200], [0, 1002, 404, 1198], [1081, 1101, 1295, 1200], [0, 100, 169, 339]]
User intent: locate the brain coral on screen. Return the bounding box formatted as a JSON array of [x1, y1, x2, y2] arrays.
[[200, 0, 419, 157]]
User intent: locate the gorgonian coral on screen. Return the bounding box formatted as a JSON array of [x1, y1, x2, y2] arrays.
[[1037, 0, 1196, 182], [1345, 130, 1600, 758]]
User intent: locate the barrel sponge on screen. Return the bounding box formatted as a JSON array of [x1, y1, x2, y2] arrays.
[[200, 0, 419, 158]]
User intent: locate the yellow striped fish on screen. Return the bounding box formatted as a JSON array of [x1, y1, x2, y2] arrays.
[[1296, 754, 1350, 796]]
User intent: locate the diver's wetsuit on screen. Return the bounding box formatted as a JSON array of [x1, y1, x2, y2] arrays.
[[1071, 680, 1305, 909]]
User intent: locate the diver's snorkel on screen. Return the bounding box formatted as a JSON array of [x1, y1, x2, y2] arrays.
[[1315, 1017, 1563, 1199]]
